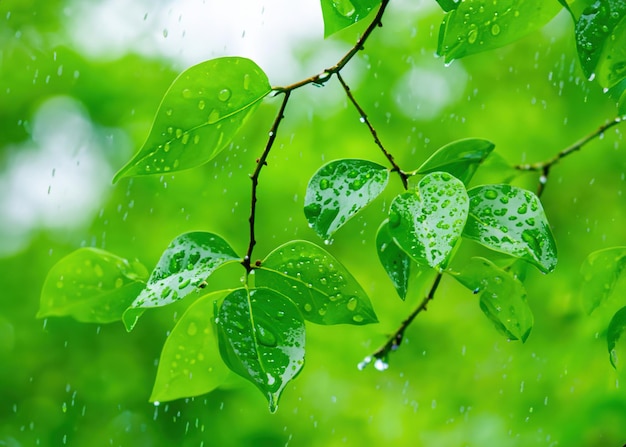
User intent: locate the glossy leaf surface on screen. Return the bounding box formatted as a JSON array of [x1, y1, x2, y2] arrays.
[[255, 240, 377, 325], [123, 232, 240, 331], [435, 0, 460, 12], [38, 248, 148, 323], [608, 306, 626, 369], [113, 57, 271, 182], [150, 290, 231, 402], [437, 0, 561, 63], [579, 247, 626, 315], [463, 184, 557, 273], [320, 0, 381, 37], [216, 288, 305, 413], [376, 220, 411, 300], [304, 159, 389, 241], [416, 138, 495, 185], [388, 172, 469, 270]]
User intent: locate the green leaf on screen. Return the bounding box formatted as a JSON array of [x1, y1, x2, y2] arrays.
[[437, 0, 561, 63], [608, 306, 626, 369], [304, 159, 389, 241], [435, 0, 461, 12], [575, 1, 626, 87], [254, 240, 378, 325], [579, 247, 626, 315], [463, 184, 557, 273], [416, 138, 495, 185], [376, 220, 411, 300], [452, 257, 533, 342], [388, 172, 469, 270], [150, 290, 231, 403], [320, 0, 381, 38], [123, 232, 240, 331], [113, 57, 271, 182], [38, 248, 148, 323], [216, 288, 305, 413], [619, 88, 626, 116]]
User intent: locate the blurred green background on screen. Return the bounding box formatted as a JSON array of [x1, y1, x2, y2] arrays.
[[1, 0, 625, 445]]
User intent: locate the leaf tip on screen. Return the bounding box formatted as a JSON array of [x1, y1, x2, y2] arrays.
[[122, 308, 143, 332]]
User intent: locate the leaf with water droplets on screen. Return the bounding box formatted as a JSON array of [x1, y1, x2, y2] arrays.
[[376, 220, 411, 300], [452, 257, 533, 342], [254, 240, 377, 325], [619, 89, 626, 117], [416, 138, 495, 186], [320, 0, 381, 37], [150, 290, 231, 402], [123, 232, 240, 331], [388, 172, 469, 270], [463, 184, 557, 273], [437, 0, 561, 63], [304, 159, 389, 241], [579, 247, 626, 315], [38, 248, 148, 323], [608, 306, 626, 370], [113, 57, 271, 182], [216, 287, 305, 413]]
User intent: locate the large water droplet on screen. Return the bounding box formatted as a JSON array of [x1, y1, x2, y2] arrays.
[[256, 324, 278, 347], [218, 88, 231, 102]]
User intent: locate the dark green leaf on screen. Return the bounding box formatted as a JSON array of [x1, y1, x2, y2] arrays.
[[150, 290, 231, 403], [452, 257, 533, 342], [113, 57, 271, 182], [463, 184, 557, 273], [437, 0, 561, 63], [216, 288, 305, 413], [320, 0, 381, 38], [416, 138, 495, 185], [388, 172, 469, 270], [38, 248, 148, 323], [376, 220, 411, 300], [607, 306, 626, 369], [435, 0, 460, 12], [304, 159, 389, 241], [123, 232, 240, 331], [254, 240, 377, 325], [579, 247, 626, 314], [620, 89, 626, 116]]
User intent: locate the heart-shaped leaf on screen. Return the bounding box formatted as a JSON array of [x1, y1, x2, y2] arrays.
[[388, 172, 469, 270], [608, 306, 626, 370], [216, 287, 305, 413], [320, 0, 381, 37], [579, 247, 626, 315]]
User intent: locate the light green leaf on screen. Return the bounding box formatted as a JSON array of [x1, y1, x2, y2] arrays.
[[416, 138, 495, 186], [376, 220, 411, 300], [113, 57, 271, 182], [216, 288, 305, 413], [452, 257, 533, 342], [254, 240, 377, 325], [38, 248, 148, 323], [608, 306, 626, 369], [388, 172, 469, 270], [123, 232, 240, 331], [304, 159, 389, 241], [579, 247, 626, 315], [320, 0, 381, 37], [150, 290, 231, 403], [463, 184, 557, 273], [437, 0, 561, 63]]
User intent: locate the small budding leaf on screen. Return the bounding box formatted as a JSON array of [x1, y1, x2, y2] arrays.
[[452, 257, 533, 342], [463, 184, 557, 273], [579, 247, 626, 315], [150, 290, 231, 403], [38, 248, 148, 323], [304, 158, 389, 241], [123, 232, 240, 331], [216, 288, 305, 413], [388, 171, 469, 270], [376, 220, 411, 300], [255, 240, 378, 325], [320, 0, 381, 38], [416, 138, 495, 186], [607, 306, 626, 370], [113, 57, 271, 182]]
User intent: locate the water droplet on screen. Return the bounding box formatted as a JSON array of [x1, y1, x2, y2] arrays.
[[374, 358, 389, 371], [352, 314, 364, 323], [484, 189, 498, 200], [491, 24, 500, 36], [346, 297, 358, 311], [388, 210, 401, 228], [256, 324, 277, 347], [468, 26, 478, 44], [218, 88, 231, 102], [198, 100, 206, 110], [319, 178, 330, 190], [243, 74, 251, 90], [187, 322, 198, 336], [182, 88, 192, 99], [332, 0, 356, 17], [115, 278, 124, 288], [162, 29, 169, 38], [304, 303, 313, 313], [357, 356, 372, 370]]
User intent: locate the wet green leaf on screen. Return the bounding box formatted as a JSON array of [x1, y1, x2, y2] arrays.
[[416, 138, 495, 185], [254, 240, 378, 325], [38, 248, 148, 323], [437, 0, 561, 63], [304, 159, 389, 241], [579, 247, 626, 315], [388, 172, 469, 270], [150, 290, 231, 403], [216, 288, 305, 413], [607, 306, 626, 369], [320, 0, 381, 37], [113, 57, 271, 182], [123, 232, 240, 331], [463, 184, 557, 273], [452, 257, 533, 342], [619, 89, 626, 116], [376, 220, 411, 300], [435, 0, 460, 12]]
